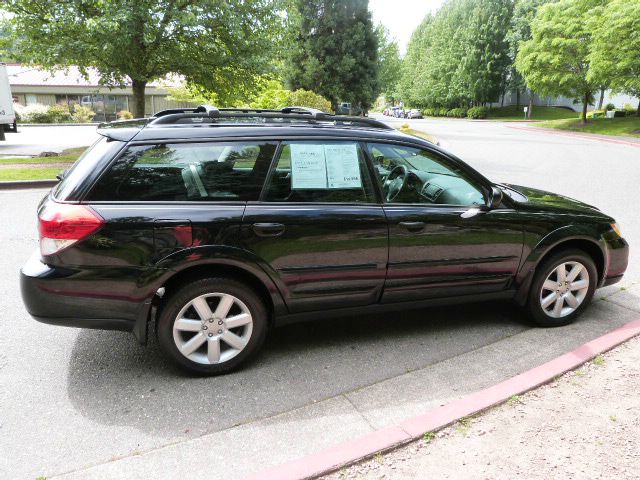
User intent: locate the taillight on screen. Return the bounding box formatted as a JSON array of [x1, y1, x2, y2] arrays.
[[39, 203, 104, 256]]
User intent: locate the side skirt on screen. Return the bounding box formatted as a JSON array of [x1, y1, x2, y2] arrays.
[[273, 290, 516, 327]]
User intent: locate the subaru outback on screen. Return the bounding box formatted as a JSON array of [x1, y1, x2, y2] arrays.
[[20, 106, 629, 375]]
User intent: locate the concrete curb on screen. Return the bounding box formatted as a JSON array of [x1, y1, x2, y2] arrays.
[[0, 179, 57, 190], [247, 318, 640, 480], [506, 125, 640, 148]]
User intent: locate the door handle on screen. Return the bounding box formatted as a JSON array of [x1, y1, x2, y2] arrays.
[[399, 221, 425, 232], [252, 222, 285, 237]]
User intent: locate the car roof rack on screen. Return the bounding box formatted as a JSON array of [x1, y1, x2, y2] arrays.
[[149, 105, 393, 130]]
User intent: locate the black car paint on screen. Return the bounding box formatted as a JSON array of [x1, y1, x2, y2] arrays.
[[20, 123, 629, 344]]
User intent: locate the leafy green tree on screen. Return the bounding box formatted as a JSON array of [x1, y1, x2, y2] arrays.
[[286, 0, 379, 112], [375, 25, 402, 104], [588, 0, 640, 115], [516, 0, 606, 123], [399, 0, 512, 109], [2, 0, 283, 117]]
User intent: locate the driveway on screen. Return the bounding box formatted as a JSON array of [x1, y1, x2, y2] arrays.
[[0, 119, 637, 479]]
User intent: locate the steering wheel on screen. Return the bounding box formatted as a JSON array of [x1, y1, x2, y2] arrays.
[[382, 165, 408, 202]]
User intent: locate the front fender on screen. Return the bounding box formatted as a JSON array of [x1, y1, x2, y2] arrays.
[[514, 225, 607, 305]]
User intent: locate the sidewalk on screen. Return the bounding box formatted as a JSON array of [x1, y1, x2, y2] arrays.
[[325, 335, 640, 480]]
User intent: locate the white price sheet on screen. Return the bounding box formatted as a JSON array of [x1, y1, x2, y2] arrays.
[[291, 143, 327, 189], [290, 142, 362, 190], [324, 143, 362, 189]]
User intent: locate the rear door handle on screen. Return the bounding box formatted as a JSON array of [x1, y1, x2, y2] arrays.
[[252, 222, 285, 237], [399, 221, 425, 232]]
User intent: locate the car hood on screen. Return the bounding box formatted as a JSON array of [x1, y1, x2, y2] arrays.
[[502, 184, 607, 217]]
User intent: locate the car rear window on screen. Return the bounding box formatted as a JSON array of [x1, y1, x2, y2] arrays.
[[87, 141, 277, 201], [53, 137, 125, 201]]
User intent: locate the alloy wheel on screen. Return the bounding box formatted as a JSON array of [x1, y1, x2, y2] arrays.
[[539, 261, 590, 318], [172, 293, 253, 365]]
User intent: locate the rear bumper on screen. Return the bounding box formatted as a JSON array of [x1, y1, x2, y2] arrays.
[[20, 250, 150, 335]]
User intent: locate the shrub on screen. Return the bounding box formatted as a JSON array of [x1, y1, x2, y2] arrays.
[[287, 89, 333, 112], [448, 107, 467, 118], [423, 108, 435, 117], [71, 105, 96, 123], [117, 110, 134, 120], [13, 103, 50, 123], [604, 103, 616, 111], [587, 110, 606, 119], [623, 103, 636, 116], [467, 106, 489, 119], [47, 104, 73, 123]]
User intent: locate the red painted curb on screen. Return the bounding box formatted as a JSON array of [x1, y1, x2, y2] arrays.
[[506, 124, 640, 148], [246, 318, 640, 480]]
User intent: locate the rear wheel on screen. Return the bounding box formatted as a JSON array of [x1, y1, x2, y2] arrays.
[[526, 249, 597, 327], [158, 277, 268, 375]]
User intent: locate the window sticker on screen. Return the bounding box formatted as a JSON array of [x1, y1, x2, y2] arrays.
[[291, 143, 328, 189], [324, 143, 362, 189], [290, 142, 362, 189]]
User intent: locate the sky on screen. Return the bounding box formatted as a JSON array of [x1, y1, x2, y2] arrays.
[[369, 0, 446, 54]]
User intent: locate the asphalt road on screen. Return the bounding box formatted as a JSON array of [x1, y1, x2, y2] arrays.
[[0, 121, 638, 479]]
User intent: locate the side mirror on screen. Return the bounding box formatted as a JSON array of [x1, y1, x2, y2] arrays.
[[487, 186, 503, 210]]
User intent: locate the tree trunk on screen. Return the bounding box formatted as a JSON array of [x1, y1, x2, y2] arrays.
[[131, 79, 147, 118], [516, 88, 520, 110], [527, 95, 533, 120], [597, 87, 605, 110], [581, 91, 589, 124], [637, 99, 640, 117]]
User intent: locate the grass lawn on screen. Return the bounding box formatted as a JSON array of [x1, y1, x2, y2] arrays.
[[398, 127, 438, 144], [488, 105, 578, 121], [538, 116, 640, 137], [0, 146, 88, 181], [0, 146, 87, 165], [0, 168, 64, 181]]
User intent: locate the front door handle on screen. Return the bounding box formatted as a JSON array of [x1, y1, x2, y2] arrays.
[[399, 221, 425, 232], [252, 222, 285, 237]]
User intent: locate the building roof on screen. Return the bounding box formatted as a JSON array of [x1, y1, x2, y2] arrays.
[[5, 63, 179, 89]]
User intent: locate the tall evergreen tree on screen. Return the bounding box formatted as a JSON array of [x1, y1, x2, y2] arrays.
[[286, 0, 379, 112], [398, 0, 512, 108]]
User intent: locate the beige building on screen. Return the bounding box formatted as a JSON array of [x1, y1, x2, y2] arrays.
[[6, 64, 195, 121]]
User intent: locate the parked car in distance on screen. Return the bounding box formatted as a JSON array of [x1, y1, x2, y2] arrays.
[[21, 106, 629, 375], [408, 108, 423, 119]]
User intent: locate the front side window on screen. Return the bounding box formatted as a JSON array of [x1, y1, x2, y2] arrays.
[[263, 141, 376, 203], [88, 141, 277, 201], [367, 143, 485, 206]]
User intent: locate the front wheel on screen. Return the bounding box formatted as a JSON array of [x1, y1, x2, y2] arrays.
[[526, 249, 597, 327], [157, 277, 268, 375]]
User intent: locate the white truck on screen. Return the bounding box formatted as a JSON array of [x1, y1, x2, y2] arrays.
[[0, 63, 17, 141]]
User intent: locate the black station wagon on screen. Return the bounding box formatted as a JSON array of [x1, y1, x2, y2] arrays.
[[20, 106, 629, 375]]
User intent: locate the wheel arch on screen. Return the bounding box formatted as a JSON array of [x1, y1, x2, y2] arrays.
[[515, 233, 606, 306]]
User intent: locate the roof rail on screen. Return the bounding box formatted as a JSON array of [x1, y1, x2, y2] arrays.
[[148, 105, 392, 130]]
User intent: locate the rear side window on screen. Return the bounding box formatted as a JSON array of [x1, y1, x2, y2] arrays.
[[88, 142, 277, 201], [263, 141, 377, 203]]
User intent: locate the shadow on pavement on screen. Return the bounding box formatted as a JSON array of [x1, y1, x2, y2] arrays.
[[66, 301, 529, 439]]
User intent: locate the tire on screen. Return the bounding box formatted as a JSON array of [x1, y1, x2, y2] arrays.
[[526, 249, 598, 327], [157, 277, 268, 375]]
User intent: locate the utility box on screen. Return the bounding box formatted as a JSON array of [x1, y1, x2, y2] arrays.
[[0, 63, 17, 141]]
